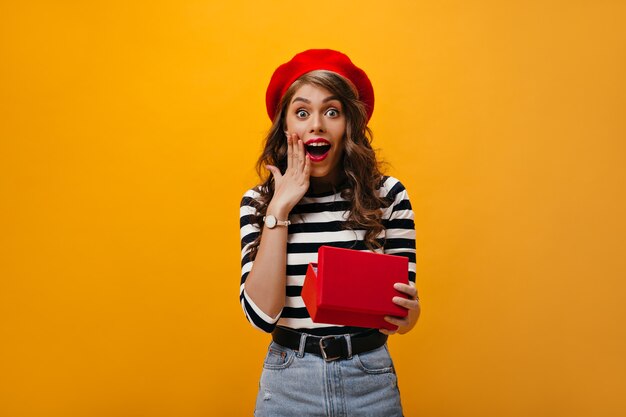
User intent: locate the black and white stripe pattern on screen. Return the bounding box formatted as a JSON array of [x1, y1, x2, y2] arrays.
[[239, 176, 416, 335]]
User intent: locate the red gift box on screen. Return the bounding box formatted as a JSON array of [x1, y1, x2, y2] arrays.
[[301, 246, 409, 330]]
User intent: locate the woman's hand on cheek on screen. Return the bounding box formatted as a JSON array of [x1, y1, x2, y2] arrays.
[[380, 282, 421, 335], [265, 133, 311, 215]]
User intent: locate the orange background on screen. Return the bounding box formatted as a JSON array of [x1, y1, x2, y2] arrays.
[[1, 1, 625, 416]]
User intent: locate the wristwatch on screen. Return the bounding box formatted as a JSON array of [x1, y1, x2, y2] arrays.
[[263, 214, 291, 229]]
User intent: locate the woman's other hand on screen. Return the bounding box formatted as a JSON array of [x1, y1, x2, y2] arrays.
[[380, 283, 421, 335], [265, 133, 311, 217]]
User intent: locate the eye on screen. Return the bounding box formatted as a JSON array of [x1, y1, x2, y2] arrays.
[[325, 108, 340, 118], [296, 109, 309, 118]]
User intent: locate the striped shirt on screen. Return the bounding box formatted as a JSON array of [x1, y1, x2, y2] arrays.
[[239, 176, 416, 335]]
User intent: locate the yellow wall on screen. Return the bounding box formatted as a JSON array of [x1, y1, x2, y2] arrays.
[[1, 1, 625, 416]]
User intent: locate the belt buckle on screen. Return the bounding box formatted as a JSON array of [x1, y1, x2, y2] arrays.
[[319, 336, 341, 362]]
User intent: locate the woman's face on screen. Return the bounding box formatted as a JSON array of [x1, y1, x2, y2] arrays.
[[284, 83, 347, 180]]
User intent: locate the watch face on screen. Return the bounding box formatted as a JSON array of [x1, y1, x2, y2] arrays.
[[265, 215, 277, 228]]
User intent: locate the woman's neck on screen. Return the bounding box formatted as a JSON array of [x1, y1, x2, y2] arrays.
[[308, 170, 347, 195]]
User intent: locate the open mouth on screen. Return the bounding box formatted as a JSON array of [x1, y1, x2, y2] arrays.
[[305, 139, 331, 161]]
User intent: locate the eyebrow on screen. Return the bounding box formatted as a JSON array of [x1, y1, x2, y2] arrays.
[[291, 95, 341, 104]]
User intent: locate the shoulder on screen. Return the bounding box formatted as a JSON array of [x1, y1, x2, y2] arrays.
[[240, 186, 265, 221], [240, 186, 263, 207], [378, 176, 414, 220], [378, 176, 410, 201]]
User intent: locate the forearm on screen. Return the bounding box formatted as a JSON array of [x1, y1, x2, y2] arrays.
[[243, 203, 290, 318]]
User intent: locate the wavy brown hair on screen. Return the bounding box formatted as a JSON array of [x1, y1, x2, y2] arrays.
[[249, 70, 389, 259]]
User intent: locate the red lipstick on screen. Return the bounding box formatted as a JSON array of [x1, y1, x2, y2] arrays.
[[304, 138, 331, 162]]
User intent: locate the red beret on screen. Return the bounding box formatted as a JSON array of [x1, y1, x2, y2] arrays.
[[266, 49, 375, 122]]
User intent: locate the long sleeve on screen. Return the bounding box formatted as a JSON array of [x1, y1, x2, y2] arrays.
[[239, 189, 283, 332], [381, 177, 417, 284]]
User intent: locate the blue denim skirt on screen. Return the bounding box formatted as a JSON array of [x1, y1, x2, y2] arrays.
[[254, 339, 404, 417]]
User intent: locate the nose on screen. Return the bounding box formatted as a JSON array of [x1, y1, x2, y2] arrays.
[[308, 112, 326, 134]]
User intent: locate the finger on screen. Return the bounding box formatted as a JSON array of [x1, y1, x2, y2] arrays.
[[393, 282, 418, 299], [290, 133, 299, 170], [291, 133, 301, 170], [392, 296, 420, 310], [286, 134, 294, 171], [379, 328, 396, 336], [303, 153, 311, 179], [266, 165, 282, 180], [385, 315, 410, 328], [297, 139, 306, 170]]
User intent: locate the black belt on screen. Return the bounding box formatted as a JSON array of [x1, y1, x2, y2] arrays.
[[271, 326, 388, 362]]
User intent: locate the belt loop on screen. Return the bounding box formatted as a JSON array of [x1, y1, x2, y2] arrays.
[[345, 334, 353, 359], [297, 332, 307, 358]]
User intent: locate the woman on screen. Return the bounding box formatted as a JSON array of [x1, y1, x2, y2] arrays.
[[239, 49, 420, 416]]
